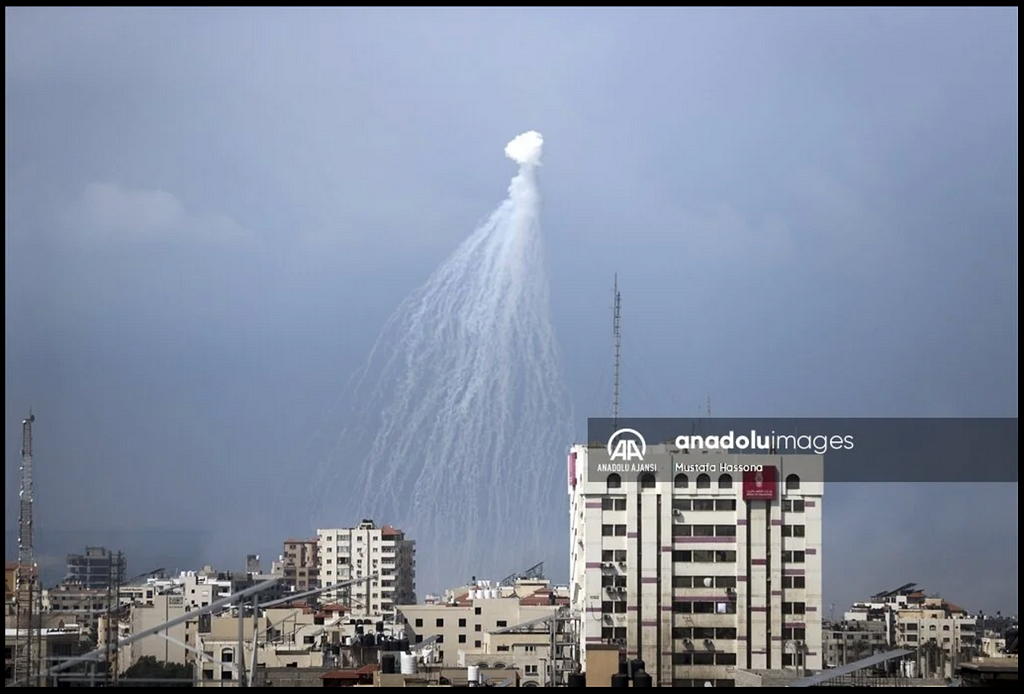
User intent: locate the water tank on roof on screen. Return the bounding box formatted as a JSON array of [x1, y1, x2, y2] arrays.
[[381, 653, 397, 674], [376, 621, 384, 633], [468, 665, 481, 685], [633, 670, 653, 688], [400, 652, 417, 675], [355, 625, 364, 635], [488, 589, 498, 599], [611, 673, 629, 687], [567, 673, 587, 687]]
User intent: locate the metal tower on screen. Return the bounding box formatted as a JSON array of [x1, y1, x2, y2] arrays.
[[612, 275, 622, 427], [15, 411, 38, 686]]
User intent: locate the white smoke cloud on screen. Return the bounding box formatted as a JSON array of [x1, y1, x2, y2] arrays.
[[504, 131, 544, 167]]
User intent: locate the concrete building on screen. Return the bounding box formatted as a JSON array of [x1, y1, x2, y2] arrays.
[[842, 584, 978, 678], [281, 539, 319, 593], [822, 620, 889, 667], [64, 547, 126, 590], [568, 442, 825, 686], [397, 578, 571, 686], [122, 592, 189, 670], [317, 520, 416, 620], [4, 623, 91, 686]]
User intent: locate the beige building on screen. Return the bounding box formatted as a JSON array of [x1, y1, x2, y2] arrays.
[[843, 584, 978, 678], [188, 604, 362, 687], [568, 440, 825, 687], [281, 539, 319, 593], [397, 579, 571, 686], [822, 620, 889, 667], [317, 520, 416, 619], [5, 624, 90, 686]]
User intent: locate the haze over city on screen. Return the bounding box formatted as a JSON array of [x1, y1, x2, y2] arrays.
[[5, 5, 1018, 619]]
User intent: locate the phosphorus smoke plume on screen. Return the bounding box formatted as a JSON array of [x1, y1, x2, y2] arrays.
[[315, 131, 573, 592]]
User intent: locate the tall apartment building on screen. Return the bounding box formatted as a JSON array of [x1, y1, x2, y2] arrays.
[[317, 519, 416, 620], [64, 547, 126, 589], [568, 441, 824, 687], [281, 539, 319, 592]]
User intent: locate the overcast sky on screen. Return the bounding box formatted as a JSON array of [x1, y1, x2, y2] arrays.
[[5, 7, 1018, 613]]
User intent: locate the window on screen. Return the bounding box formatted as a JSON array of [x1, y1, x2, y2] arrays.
[[715, 576, 737, 589], [785, 474, 800, 491], [673, 525, 692, 538], [459, 634, 466, 643], [674, 474, 689, 488], [475, 624, 482, 632], [602, 524, 614, 536], [783, 627, 806, 641], [607, 473, 622, 489], [716, 499, 737, 511], [525, 665, 538, 675], [715, 550, 736, 562], [436, 618, 444, 627], [639, 472, 656, 488], [693, 525, 714, 537], [672, 550, 691, 562], [693, 499, 715, 511], [696, 474, 711, 489], [474, 607, 481, 615], [715, 525, 736, 537], [782, 575, 806, 589], [602, 498, 614, 510], [414, 617, 423, 627], [458, 618, 466, 627], [475, 640, 481, 647], [496, 620, 507, 628], [782, 550, 805, 563], [673, 498, 691, 511], [221, 648, 234, 663], [692, 550, 715, 562], [782, 499, 805, 513], [783, 602, 806, 615], [718, 474, 733, 489], [614, 525, 626, 536], [782, 524, 805, 538], [716, 653, 737, 665]]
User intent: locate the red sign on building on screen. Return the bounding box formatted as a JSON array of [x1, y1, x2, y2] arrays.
[[742, 465, 778, 500]]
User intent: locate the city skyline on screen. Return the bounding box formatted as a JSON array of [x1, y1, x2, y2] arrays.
[[5, 6, 1019, 620]]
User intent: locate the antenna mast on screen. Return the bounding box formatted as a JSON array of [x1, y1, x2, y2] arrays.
[[15, 410, 37, 687], [612, 275, 622, 427]]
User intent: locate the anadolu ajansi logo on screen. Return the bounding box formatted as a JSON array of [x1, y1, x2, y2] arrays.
[[607, 428, 647, 462]]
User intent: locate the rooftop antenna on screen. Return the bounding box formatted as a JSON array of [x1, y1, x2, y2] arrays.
[[612, 274, 622, 428], [707, 393, 712, 418]]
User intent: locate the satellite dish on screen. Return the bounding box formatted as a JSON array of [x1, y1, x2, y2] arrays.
[[704, 681, 714, 687]]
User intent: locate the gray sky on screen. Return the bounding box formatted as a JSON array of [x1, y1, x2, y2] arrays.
[[5, 7, 1018, 612]]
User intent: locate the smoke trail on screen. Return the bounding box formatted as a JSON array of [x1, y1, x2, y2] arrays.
[[313, 132, 573, 593]]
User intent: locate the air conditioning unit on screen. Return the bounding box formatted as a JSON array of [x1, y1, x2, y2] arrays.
[[617, 561, 626, 568], [704, 639, 714, 647], [602, 562, 613, 569], [603, 615, 613, 623], [672, 509, 683, 517]]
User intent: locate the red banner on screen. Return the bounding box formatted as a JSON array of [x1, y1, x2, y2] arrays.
[[568, 452, 577, 488], [742, 465, 777, 500]]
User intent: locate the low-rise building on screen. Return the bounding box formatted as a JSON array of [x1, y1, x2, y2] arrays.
[[397, 578, 570, 686]]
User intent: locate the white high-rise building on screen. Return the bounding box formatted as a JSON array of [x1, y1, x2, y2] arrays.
[[317, 519, 416, 620], [568, 441, 824, 686]]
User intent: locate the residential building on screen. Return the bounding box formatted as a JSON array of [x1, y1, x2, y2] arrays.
[[822, 620, 888, 667], [281, 539, 319, 593], [317, 520, 416, 619], [568, 442, 825, 687], [397, 578, 570, 686], [64, 547, 126, 590], [843, 583, 978, 677]]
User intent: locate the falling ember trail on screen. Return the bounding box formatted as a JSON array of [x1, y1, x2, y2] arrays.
[[313, 131, 573, 592]]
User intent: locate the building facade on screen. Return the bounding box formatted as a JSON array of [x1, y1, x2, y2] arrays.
[[281, 539, 319, 593], [317, 520, 416, 619], [397, 579, 571, 686], [568, 442, 824, 687], [64, 547, 126, 590]]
